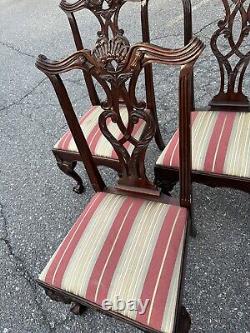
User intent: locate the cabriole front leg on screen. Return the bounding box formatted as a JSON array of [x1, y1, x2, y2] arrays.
[[53, 151, 85, 194]]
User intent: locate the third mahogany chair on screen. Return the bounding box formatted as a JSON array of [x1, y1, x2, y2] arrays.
[[36, 34, 204, 332], [155, 0, 250, 194], [52, 0, 193, 193]]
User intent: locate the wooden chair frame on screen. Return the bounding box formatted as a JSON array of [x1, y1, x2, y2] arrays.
[[155, 0, 250, 194], [52, 0, 194, 194], [36, 31, 205, 331]]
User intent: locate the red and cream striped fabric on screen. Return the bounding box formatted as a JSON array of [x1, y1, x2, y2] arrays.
[[39, 192, 187, 333], [156, 111, 250, 178], [54, 105, 146, 159]]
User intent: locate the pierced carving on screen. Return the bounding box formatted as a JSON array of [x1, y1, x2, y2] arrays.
[[210, 0, 250, 110], [61, 0, 130, 70], [99, 108, 157, 191], [60, 0, 125, 18]]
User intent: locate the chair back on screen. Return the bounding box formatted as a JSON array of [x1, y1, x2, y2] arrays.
[[59, 0, 194, 108], [36, 37, 204, 207], [209, 0, 250, 111]]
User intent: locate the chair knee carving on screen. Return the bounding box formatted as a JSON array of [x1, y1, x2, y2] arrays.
[[51, 0, 193, 193], [36, 22, 205, 331], [155, 0, 250, 194]]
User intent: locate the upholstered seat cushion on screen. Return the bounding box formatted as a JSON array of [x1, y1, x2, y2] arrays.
[[39, 192, 187, 333], [54, 105, 146, 159], [156, 111, 250, 178]]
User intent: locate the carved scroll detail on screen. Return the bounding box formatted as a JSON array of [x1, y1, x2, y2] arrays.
[[60, 0, 130, 70], [210, 0, 250, 110], [93, 31, 130, 71]]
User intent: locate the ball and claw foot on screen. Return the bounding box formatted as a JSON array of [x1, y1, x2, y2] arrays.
[[73, 182, 85, 194], [70, 302, 87, 316]]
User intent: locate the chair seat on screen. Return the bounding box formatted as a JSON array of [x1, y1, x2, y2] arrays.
[[156, 111, 250, 178], [39, 192, 188, 333], [54, 105, 146, 159]]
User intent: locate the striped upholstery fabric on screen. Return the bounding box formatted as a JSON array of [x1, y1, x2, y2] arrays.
[[39, 192, 187, 333], [156, 111, 250, 178], [54, 105, 146, 159]]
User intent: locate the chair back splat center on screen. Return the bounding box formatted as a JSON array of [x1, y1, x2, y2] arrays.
[[60, 0, 131, 106], [209, 0, 250, 111], [59, 0, 194, 109]]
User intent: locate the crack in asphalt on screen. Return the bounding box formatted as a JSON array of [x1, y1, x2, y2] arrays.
[[194, 18, 219, 36], [0, 40, 36, 59], [0, 201, 72, 332], [151, 33, 180, 42], [0, 15, 216, 116], [151, 14, 220, 43], [0, 78, 47, 113]]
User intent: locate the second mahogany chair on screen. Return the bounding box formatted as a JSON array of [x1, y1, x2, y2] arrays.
[[155, 0, 250, 194], [52, 0, 193, 193], [36, 29, 205, 332]]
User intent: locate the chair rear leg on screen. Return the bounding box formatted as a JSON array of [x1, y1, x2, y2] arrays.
[[190, 221, 197, 238], [175, 305, 191, 333], [160, 178, 178, 195], [155, 127, 165, 151], [154, 169, 179, 195], [154, 114, 165, 151], [54, 153, 85, 194], [189, 204, 197, 238]]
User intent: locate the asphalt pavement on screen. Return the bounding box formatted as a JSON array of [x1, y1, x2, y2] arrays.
[[0, 0, 249, 332]]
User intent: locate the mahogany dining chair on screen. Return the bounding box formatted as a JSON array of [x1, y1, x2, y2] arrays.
[[36, 30, 205, 332]]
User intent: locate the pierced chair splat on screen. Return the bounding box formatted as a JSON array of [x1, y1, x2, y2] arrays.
[[155, 0, 250, 194], [36, 37, 205, 333], [50, 0, 193, 193]]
